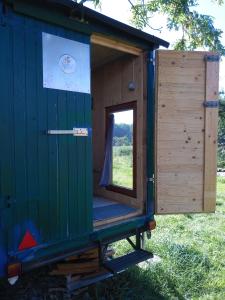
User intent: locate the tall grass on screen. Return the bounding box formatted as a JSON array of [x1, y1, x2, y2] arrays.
[[90, 177, 225, 299], [112, 145, 133, 188]]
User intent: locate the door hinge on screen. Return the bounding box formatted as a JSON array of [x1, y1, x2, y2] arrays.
[[204, 55, 220, 62], [146, 55, 155, 65], [147, 175, 155, 184], [203, 100, 219, 108]]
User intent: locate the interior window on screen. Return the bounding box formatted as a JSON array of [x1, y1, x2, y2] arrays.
[[106, 102, 136, 197]]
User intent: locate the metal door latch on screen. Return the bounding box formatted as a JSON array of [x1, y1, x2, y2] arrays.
[[47, 128, 89, 137]]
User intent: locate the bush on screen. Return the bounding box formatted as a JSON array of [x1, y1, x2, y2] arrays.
[[218, 146, 225, 168], [113, 136, 131, 146], [113, 145, 132, 157]]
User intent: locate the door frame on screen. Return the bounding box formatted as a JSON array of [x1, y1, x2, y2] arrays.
[[146, 50, 155, 217]]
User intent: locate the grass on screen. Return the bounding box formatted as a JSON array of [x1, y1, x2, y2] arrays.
[[112, 145, 133, 188], [89, 176, 225, 299]]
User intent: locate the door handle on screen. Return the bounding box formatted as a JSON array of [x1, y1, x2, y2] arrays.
[[47, 128, 88, 136]]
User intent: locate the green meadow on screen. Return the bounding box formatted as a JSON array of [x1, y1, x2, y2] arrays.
[[90, 176, 225, 299]]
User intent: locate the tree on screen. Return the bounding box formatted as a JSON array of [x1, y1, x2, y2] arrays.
[[113, 124, 133, 145], [80, 0, 225, 165], [81, 0, 225, 55]]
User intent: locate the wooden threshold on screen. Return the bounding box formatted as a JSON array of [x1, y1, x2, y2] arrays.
[[94, 209, 142, 228], [91, 34, 142, 56]]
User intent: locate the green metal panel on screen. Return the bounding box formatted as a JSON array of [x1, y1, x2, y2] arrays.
[[91, 216, 148, 242], [0, 20, 14, 273], [146, 51, 155, 217], [0, 1, 158, 278], [0, 7, 92, 264]]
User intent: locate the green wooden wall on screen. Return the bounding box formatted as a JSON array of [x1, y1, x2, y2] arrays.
[[0, 6, 92, 263], [0, 2, 155, 277]]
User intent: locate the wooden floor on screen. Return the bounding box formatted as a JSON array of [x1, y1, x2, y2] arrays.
[[93, 196, 137, 222]]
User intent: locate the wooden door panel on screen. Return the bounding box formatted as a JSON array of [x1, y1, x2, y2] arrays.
[[155, 50, 219, 214]]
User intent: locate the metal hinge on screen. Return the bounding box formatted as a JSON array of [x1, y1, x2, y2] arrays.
[[146, 55, 155, 65], [203, 100, 219, 108], [147, 57, 155, 63], [147, 175, 155, 184], [204, 55, 220, 62]]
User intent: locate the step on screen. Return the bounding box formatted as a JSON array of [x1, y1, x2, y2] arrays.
[[104, 249, 153, 274]]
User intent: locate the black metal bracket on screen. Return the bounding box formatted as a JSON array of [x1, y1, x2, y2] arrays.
[[204, 55, 220, 62], [126, 230, 145, 250], [98, 242, 108, 265], [126, 237, 137, 250], [203, 100, 219, 108]]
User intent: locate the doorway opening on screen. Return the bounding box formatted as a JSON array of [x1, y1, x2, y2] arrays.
[[91, 40, 146, 227]]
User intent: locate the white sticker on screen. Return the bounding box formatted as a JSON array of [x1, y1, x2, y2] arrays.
[[42, 33, 90, 93], [59, 54, 76, 74], [73, 128, 88, 136]]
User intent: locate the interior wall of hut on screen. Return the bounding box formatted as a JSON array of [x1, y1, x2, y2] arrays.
[[91, 48, 147, 217]]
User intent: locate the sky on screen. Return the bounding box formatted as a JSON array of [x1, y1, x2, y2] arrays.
[[113, 110, 133, 124], [86, 0, 225, 91]]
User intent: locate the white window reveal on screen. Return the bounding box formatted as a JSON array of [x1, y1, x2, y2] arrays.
[[42, 32, 90, 93]]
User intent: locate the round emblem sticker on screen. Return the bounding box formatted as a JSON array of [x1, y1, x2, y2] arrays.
[[59, 54, 76, 74]]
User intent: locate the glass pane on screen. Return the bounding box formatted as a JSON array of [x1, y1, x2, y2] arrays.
[[112, 109, 133, 189]]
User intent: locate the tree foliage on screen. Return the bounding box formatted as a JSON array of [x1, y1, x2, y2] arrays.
[[81, 0, 225, 165], [82, 0, 225, 55], [113, 124, 133, 146], [130, 0, 225, 54]]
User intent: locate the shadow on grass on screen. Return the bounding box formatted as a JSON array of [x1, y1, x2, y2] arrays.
[[88, 242, 212, 300], [88, 269, 172, 300], [0, 244, 216, 300]]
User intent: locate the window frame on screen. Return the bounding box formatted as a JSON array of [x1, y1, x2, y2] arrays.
[[105, 101, 137, 198]]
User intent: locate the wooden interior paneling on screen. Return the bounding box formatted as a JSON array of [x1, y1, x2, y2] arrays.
[[91, 34, 142, 56], [155, 50, 219, 214], [92, 53, 146, 211], [92, 44, 127, 70]]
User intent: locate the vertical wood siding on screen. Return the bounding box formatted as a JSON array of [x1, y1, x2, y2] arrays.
[[155, 50, 219, 214], [0, 10, 92, 257]]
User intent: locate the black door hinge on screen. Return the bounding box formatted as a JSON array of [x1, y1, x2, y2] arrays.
[[203, 100, 219, 108], [204, 55, 220, 62]]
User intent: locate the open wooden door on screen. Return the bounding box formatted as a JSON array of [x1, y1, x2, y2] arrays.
[[155, 50, 219, 214]]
